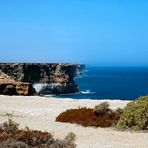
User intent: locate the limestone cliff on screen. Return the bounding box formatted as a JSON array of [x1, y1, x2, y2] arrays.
[[0, 70, 35, 95], [0, 63, 85, 95]]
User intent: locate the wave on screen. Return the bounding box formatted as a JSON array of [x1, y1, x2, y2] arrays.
[[75, 74, 88, 79], [33, 83, 64, 93], [80, 90, 96, 94], [45, 94, 56, 97], [33, 84, 46, 93]]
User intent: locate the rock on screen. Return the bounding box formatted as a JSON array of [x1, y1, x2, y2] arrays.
[[0, 70, 15, 83], [0, 63, 85, 95], [1, 84, 16, 95], [0, 82, 35, 96], [15, 82, 36, 96], [0, 71, 35, 96]]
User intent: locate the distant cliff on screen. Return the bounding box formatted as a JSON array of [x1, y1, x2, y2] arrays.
[[0, 63, 85, 95]]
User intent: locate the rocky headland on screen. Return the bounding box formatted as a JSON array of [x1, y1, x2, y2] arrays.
[[0, 63, 85, 95]]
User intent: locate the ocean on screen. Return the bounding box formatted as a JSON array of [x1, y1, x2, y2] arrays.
[[52, 66, 148, 100]]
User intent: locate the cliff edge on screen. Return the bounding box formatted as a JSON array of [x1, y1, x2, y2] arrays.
[[0, 63, 85, 95]]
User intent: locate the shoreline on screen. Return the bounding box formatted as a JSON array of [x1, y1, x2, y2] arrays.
[[0, 95, 147, 148], [44, 94, 131, 102]]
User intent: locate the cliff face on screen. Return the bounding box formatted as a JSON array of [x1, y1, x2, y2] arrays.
[[0, 63, 84, 95], [0, 82, 35, 96], [0, 70, 35, 95]]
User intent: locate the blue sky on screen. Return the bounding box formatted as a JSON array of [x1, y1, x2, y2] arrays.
[[0, 0, 148, 66]]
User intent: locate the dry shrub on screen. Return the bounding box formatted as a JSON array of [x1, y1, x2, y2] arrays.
[[0, 119, 19, 133], [0, 120, 76, 148], [0, 140, 28, 148], [56, 107, 120, 128]]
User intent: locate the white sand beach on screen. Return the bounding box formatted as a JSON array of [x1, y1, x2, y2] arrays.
[[0, 95, 147, 148]]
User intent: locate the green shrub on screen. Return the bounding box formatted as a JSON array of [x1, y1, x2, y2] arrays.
[[117, 96, 148, 131], [93, 102, 109, 115], [116, 108, 123, 115], [95, 102, 109, 110]]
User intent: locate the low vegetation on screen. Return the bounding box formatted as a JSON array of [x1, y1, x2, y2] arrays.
[[56, 102, 122, 128], [0, 119, 76, 148], [117, 96, 148, 131], [94, 102, 109, 113]]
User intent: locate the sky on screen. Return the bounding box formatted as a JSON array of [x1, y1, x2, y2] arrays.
[[0, 0, 148, 66]]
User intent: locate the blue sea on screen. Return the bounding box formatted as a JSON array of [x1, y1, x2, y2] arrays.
[[52, 66, 148, 100]]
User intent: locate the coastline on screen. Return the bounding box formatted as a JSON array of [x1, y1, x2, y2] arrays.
[[0, 95, 147, 148]]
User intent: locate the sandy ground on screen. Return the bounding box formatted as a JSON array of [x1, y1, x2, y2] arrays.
[[0, 95, 147, 148]]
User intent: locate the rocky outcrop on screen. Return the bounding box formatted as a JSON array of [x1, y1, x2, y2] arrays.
[[0, 63, 85, 95], [0, 70, 36, 95], [0, 82, 35, 96], [15, 82, 36, 95]]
